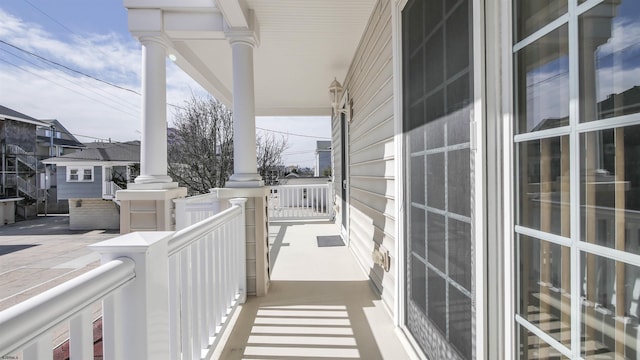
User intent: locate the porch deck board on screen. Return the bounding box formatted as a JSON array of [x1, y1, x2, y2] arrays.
[[217, 221, 412, 359]]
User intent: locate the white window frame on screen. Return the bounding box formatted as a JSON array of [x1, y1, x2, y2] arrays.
[[391, 0, 487, 358], [510, 0, 640, 358], [67, 166, 94, 182]]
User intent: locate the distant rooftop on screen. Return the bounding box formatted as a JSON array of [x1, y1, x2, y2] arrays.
[[0, 105, 48, 126], [42, 141, 140, 163]]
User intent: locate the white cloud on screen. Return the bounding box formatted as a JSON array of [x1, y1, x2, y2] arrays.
[[0, 7, 205, 143], [0, 7, 330, 167], [596, 16, 640, 59]]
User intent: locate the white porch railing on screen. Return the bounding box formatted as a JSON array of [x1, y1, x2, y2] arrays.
[[103, 181, 123, 200], [0, 197, 247, 360], [174, 192, 231, 230], [0, 258, 135, 359], [268, 183, 334, 220]]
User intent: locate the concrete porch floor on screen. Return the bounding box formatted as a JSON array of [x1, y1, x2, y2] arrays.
[[217, 221, 416, 360]]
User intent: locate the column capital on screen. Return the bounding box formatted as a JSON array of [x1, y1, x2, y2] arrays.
[[135, 33, 172, 49], [225, 30, 259, 47], [224, 9, 260, 47]]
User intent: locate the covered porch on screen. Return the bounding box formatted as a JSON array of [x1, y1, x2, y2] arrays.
[[0, 0, 416, 358], [218, 220, 410, 359], [0, 201, 413, 359]]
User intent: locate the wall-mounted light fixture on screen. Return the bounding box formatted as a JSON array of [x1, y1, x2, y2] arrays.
[[328, 78, 351, 118]]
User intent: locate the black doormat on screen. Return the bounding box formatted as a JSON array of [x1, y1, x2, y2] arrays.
[[316, 235, 344, 247]]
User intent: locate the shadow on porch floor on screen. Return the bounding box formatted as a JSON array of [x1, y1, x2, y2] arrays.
[[217, 221, 413, 359]]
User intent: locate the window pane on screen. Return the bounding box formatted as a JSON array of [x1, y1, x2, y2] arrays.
[[411, 206, 426, 258], [580, 253, 640, 358], [448, 148, 471, 217], [579, 1, 640, 122], [449, 218, 471, 291], [428, 268, 447, 335], [517, 235, 571, 348], [411, 256, 426, 313], [83, 169, 92, 180], [411, 154, 425, 205], [518, 324, 570, 359], [404, 0, 473, 358], [449, 284, 472, 360], [427, 152, 445, 209], [580, 126, 640, 254], [427, 212, 446, 272], [446, 0, 470, 77], [514, 0, 567, 42], [517, 136, 571, 236], [515, 25, 569, 134]]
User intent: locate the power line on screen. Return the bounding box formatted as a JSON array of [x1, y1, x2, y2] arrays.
[[256, 127, 330, 140], [0, 39, 141, 96], [0, 56, 140, 121], [0, 39, 188, 112], [0, 47, 141, 115], [20, 0, 76, 34]]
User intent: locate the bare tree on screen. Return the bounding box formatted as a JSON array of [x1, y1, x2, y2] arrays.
[[257, 133, 289, 185], [168, 94, 289, 194], [168, 95, 233, 195]]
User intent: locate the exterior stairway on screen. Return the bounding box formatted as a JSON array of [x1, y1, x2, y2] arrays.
[[5, 145, 40, 201]]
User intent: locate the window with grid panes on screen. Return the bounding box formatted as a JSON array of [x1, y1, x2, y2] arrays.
[[402, 0, 474, 358], [513, 0, 640, 358]]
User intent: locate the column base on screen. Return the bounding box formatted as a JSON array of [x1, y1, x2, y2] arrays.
[[227, 172, 264, 188], [116, 187, 187, 233], [134, 175, 175, 186], [226, 179, 265, 188], [127, 182, 179, 190], [228, 173, 263, 185], [210, 187, 270, 296]]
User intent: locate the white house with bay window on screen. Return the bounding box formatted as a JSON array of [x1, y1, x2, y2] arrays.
[[2, 0, 640, 359]]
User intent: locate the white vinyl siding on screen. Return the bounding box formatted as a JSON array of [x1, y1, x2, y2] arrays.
[[339, 0, 397, 310]]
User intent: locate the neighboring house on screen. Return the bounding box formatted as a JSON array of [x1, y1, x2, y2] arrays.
[[36, 119, 85, 214], [0, 105, 48, 220], [42, 141, 140, 230], [36, 119, 85, 158], [314, 140, 331, 176], [106, 1, 640, 359]]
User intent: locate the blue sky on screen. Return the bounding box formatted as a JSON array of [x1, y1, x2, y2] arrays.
[[0, 0, 330, 168]]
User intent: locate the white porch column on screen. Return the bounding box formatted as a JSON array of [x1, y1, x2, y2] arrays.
[[116, 23, 187, 233], [226, 35, 263, 188], [134, 36, 175, 187]]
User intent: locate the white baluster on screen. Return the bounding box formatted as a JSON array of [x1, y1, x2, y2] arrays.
[[230, 198, 247, 303], [23, 333, 52, 360], [205, 234, 215, 337], [69, 308, 93, 360], [102, 291, 124, 360], [180, 249, 193, 360], [215, 227, 223, 330], [169, 255, 180, 360], [198, 238, 208, 349]]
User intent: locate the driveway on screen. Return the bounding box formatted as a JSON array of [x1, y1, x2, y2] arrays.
[[0, 215, 119, 312]]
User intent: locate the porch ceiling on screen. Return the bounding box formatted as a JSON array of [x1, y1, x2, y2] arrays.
[[125, 0, 377, 116]]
